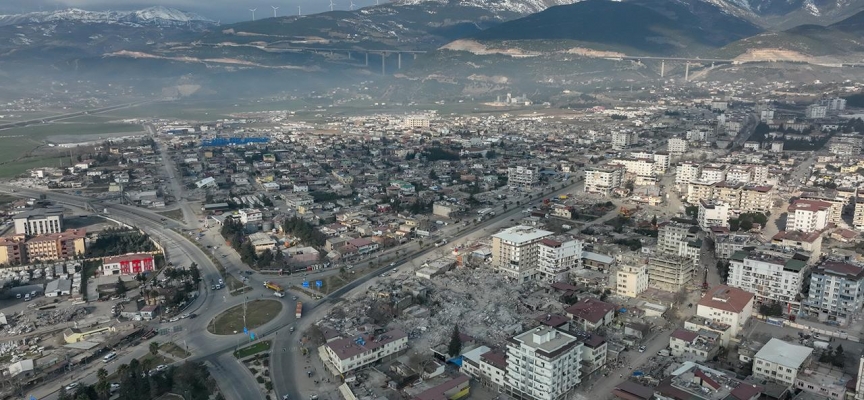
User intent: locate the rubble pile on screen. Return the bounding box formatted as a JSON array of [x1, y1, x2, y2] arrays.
[[2, 306, 89, 335]]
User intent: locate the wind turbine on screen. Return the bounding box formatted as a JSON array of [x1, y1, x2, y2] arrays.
[[329, 0, 335, 11], [349, 0, 356, 10], [249, 8, 257, 21], [272, 5, 279, 17]]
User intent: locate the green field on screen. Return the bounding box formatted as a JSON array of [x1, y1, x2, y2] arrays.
[[233, 340, 272, 359]]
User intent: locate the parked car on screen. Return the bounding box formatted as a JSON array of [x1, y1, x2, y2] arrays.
[[65, 383, 79, 391]]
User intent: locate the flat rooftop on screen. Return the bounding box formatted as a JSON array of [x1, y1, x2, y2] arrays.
[[492, 225, 552, 244]]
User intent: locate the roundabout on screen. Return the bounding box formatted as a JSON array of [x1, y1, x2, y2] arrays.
[[207, 299, 284, 335]]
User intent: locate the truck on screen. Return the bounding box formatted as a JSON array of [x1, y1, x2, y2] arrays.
[[295, 302, 303, 318], [264, 281, 283, 292]]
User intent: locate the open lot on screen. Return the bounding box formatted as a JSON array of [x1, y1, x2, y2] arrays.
[[207, 299, 282, 335]]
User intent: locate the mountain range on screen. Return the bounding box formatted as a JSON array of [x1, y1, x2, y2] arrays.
[[1, 0, 863, 100]]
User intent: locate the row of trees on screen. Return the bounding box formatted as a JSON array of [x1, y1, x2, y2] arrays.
[[220, 218, 282, 270], [58, 360, 219, 400], [729, 212, 768, 232], [282, 217, 327, 248], [87, 229, 156, 258]]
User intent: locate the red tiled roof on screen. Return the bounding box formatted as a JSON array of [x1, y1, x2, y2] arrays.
[[695, 369, 721, 389], [731, 383, 763, 400], [671, 328, 699, 342], [788, 199, 832, 212], [413, 374, 470, 400], [565, 298, 615, 324], [698, 285, 754, 314], [816, 261, 864, 280], [772, 230, 821, 243], [535, 313, 569, 328], [480, 349, 507, 370]]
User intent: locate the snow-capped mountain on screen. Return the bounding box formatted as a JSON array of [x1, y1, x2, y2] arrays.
[[390, 0, 588, 16], [0, 6, 214, 28], [700, 0, 864, 27]]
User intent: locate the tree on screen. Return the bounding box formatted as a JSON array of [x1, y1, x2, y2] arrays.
[[651, 215, 658, 226], [115, 277, 127, 296], [150, 341, 160, 356], [58, 386, 71, 400], [759, 302, 783, 317], [448, 325, 463, 357], [96, 367, 110, 400], [189, 263, 200, 282]]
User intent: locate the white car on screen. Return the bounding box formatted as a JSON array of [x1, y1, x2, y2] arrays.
[[65, 382, 79, 391], [110, 383, 120, 393], [156, 364, 168, 372], [180, 313, 190, 319], [169, 317, 180, 323]]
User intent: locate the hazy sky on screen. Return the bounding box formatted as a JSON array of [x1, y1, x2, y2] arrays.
[[0, 0, 382, 21]]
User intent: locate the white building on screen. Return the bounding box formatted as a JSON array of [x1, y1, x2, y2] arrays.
[[696, 285, 754, 338], [631, 151, 670, 174], [612, 158, 655, 177], [584, 167, 623, 196], [504, 327, 583, 400], [700, 167, 726, 183], [806, 104, 828, 119], [404, 116, 430, 128], [238, 208, 263, 224], [675, 162, 702, 186], [461, 347, 507, 391], [612, 131, 638, 150], [537, 236, 583, 284], [753, 338, 813, 385], [697, 200, 730, 231], [668, 137, 688, 154], [616, 263, 649, 298], [491, 226, 553, 282], [508, 166, 540, 188], [322, 330, 408, 374], [13, 207, 64, 236], [787, 199, 832, 233], [805, 260, 864, 326], [824, 98, 847, 111], [727, 248, 808, 315]]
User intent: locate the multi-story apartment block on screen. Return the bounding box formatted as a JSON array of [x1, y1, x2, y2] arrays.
[[753, 338, 812, 385], [13, 207, 64, 236], [805, 260, 864, 326], [799, 191, 845, 224], [786, 199, 832, 233], [855, 198, 864, 231], [700, 166, 726, 183], [712, 233, 759, 260], [537, 236, 583, 284], [612, 158, 656, 177], [238, 208, 263, 224], [727, 248, 808, 315], [24, 229, 87, 262], [675, 162, 702, 186], [579, 334, 607, 378], [612, 131, 638, 150], [696, 285, 754, 338], [0, 236, 25, 265], [565, 298, 616, 330], [505, 327, 583, 400], [323, 330, 408, 374], [668, 138, 688, 154], [648, 254, 694, 291], [655, 362, 763, 400], [713, 182, 742, 208], [771, 231, 823, 263], [631, 151, 671, 174], [823, 97, 847, 111], [805, 104, 828, 119], [657, 221, 701, 261], [508, 166, 540, 188], [616, 263, 649, 298], [584, 167, 623, 196], [669, 329, 720, 361], [726, 167, 752, 183], [739, 185, 773, 213], [750, 165, 769, 184], [492, 226, 553, 282], [686, 181, 715, 205], [698, 200, 729, 231], [462, 347, 507, 391], [404, 116, 430, 128]]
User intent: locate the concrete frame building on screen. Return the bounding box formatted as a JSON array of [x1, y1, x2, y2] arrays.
[[537, 236, 583, 284], [13, 207, 64, 236], [322, 330, 408, 375], [727, 248, 808, 315], [786, 199, 832, 233], [805, 260, 864, 326], [491, 226, 552, 283], [753, 338, 813, 385], [584, 167, 623, 196], [612, 131, 638, 150], [648, 254, 694, 291], [668, 138, 688, 154], [504, 326, 583, 400], [696, 285, 754, 338], [101, 253, 156, 276], [676, 162, 702, 186], [698, 200, 729, 231], [616, 263, 649, 298], [508, 166, 540, 188]]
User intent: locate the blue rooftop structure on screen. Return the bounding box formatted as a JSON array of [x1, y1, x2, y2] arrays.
[[201, 137, 269, 147]]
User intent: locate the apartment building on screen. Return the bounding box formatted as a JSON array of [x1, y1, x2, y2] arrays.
[[855, 199, 864, 231], [696, 285, 754, 338], [584, 167, 623, 196], [805, 260, 864, 326], [726, 167, 752, 183], [753, 338, 813, 385], [537, 236, 583, 284], [687, 181, 715, 205], [461, 347, 507, 391], [713, 182, 742, 207], [727, 248, 808, 315], [648, 255, 694, 291], [0, 236, 25, 265], [24, 229, 87, 262], [323, 330, 408, 374], [698, 200, 729, 231], [700, 167, 726, 183], [668, 329, 720, 361], [491, 226, 552, 282], [654, 362, 763, 400], [238, 208, 263, 224], [657, 221, 701, 261], [800, 190, 846, 224], [675, 162, 702, 186], [713, 233, 759, 260], [805, 104, 827, 119], [508, 166, 540, 188], [771, 231, 823, 262], [505, 327, 583, 400], [612, 131, 638, 150], [739, 185, 774, 213], [404, 116, 430, 128], [612, 158, 656, 177], [631, 151, 671, 173], [580, 334, 607, 378], [616, 263, 649, 298], [13, 207, 64, 236], [668, 138, 688, 154], [565, 298, 616, 330], [786, 199, 832, 233]]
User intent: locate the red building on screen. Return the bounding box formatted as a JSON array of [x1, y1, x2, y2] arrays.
[[102, 253, 155, 276]]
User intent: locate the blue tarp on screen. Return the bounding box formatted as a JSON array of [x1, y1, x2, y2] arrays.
[[447, 356, 463, 367], [632, 371, 644, 377], [619, 308, 628, 313]]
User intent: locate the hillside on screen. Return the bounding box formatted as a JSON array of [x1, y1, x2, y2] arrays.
[[707, 0, 864, 29], [466, 0, 761, 56], [830, 10, 864, 35]]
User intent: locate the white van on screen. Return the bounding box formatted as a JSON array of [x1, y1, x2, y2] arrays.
[[274, 291, 285, 298], [103, 352, 117, 363]]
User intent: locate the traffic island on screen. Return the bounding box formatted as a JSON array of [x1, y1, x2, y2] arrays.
[[207, 299, 283, 335]]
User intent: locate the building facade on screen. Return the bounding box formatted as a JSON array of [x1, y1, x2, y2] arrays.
[[504, 327, 583, 400], [616, 263, 649, 298], [537, 237, 583, 284], [13, 207, 64, 236], [805, 260, 864, 326], [697, 200, 729, 231], [323, 330, 408, 374], [727, 248, 808, 315], [753, 338, 813, 385], [101, 253, 156, 276], [491, 226, 553, 282], [508, 166, 540, 188], [584, 167, 623, 196], [648, 255, 694, 291], [787, 199, 832, 233], [696, 285, 754, 338]]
